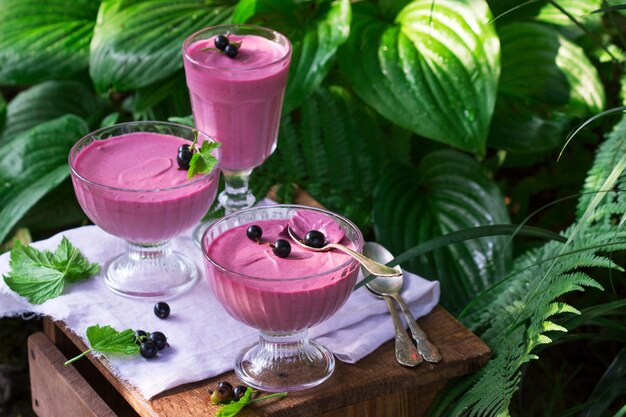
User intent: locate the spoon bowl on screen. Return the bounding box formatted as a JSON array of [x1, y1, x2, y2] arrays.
[[287, 228, 401, 277]]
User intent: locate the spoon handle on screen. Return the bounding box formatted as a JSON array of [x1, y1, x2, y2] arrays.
[[384, 296, 422, 367], [326, 243, 401, 277], [390, 294, 442, 363]]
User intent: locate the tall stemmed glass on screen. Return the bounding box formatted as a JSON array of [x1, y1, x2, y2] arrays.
[[182, 24, 292, 242], [69, 121, 221, 299]]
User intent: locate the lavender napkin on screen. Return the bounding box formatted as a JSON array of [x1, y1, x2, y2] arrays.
[[0, 224, 439, 399]]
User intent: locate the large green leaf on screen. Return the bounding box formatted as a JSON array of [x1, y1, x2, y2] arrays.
[[252, 85, 407, 233], [1, 81, 106, 142], [18, 181, 86, 237], [372, 150, 511, 311], [233, 0, 350, 114], [90, 0, 234, 93], [338, 0, 500, 155], [488, 22, 605, 151], [0, 0, 99, 85], [0, 92, 5, 135], [0, 115, 89, 245], [536, 0, 602, 28]]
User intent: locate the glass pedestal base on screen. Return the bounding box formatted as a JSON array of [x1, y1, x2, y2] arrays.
[[103, 241, 198, 299], [234, 330, 335, 392]]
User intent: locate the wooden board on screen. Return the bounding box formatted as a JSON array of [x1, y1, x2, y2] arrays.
[[28, 332, 116, 417], [45, 306, 490, 417]]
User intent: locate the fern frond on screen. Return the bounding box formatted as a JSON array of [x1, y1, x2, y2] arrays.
[[433, 117, 626, 417], [577, 115, 626, 223]]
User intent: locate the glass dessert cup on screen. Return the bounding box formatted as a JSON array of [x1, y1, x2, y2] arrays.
[[182, 24, 292, 243], [69, 121, 221, 299], [201, 205, 363, 392]]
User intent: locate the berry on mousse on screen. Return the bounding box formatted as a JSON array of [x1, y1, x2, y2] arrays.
[[203, 33, 240, 59], [304, 230, 326, 248], [176, 144, 193, 170]]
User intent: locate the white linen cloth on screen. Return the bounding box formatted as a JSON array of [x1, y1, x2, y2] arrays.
[[0, 225, 439, 399]]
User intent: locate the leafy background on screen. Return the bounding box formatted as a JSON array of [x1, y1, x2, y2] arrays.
[[1, 0, 626, 416]]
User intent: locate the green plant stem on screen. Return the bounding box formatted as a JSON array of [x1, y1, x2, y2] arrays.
[[354, 224, 566, 291], [64, 348, 93, 366], [249, 392, 288, 404]]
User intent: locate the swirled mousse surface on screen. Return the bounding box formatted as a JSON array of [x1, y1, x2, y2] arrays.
[[72, 131, 219, 242], [186, 34, 289, 73], [207, 219, 355, 280], [74, 132, 192, 191]]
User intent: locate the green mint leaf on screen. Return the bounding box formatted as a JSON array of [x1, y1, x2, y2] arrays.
[[216, 388, 288, 417], [216, 388, 254, 417], [2, 237, 99, 304], [53, 237, 100, 283], [87, 325, 139, 354], [65, 324, 139, 366], [187, 140, 220, 179]]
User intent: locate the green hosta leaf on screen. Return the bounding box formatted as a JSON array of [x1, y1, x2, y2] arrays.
[[0, 92, 5, 134], [90, 0, 234, 93], [488, 96, 571, 152], [0, 115, 89, 245], [372, 150, 511, 311], [1, 81, 107, 142], [536, 0, 602, 28], [18, 181, 86, 236], [129, 73, 189, 115], [253, 85, 398, 233], [338, 0, 499, 155], [0, 0, 99, 85], [488, 22, 604, 151], [233, 0, 351, 114]]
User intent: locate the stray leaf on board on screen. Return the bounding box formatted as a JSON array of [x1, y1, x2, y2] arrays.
[[64, 324, 139, 365]]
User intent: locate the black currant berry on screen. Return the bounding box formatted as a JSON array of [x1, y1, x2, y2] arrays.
[[149, 331, 168, 350], [140, 341, 158, 359], [304, 230, 326, 248], [217, 381, 233, 393], [214, 34, 229, 51], [273, 239, 291, 258], [154, 302, 170, 319], [210, 381, 233, 403], [177, 144, 193, 170], [233, 385, 247, 400], [133, 330, 147, 345], [246, 225, 263, 242], [224, 44, 238, 58]]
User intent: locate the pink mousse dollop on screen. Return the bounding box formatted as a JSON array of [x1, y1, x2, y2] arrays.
[[204, 212, 360, 332], [71, 132, 219, 243]]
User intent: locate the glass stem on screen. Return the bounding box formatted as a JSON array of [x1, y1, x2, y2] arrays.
[[127, 240, 171, 262], [219, 169, 256, 215]]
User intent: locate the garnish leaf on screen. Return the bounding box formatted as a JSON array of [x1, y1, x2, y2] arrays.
[[64, 325, 139, 366], [216, 388, 288, 417], [187, 141, 220, 179], [2, 237, 100, 304], [86, 325, 139, 354], [216, 388, 254, 417]]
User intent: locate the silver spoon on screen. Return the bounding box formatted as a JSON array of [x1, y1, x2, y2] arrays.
[[361, 247, 421, 366], [363, 242, 442, 363], [287, 228, 401, 277]]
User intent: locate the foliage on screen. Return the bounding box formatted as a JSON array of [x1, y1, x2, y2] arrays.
[[0, 0, 625, 415]]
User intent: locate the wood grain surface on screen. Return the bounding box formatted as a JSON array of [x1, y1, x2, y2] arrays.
[[46, 306, 490, 417]]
